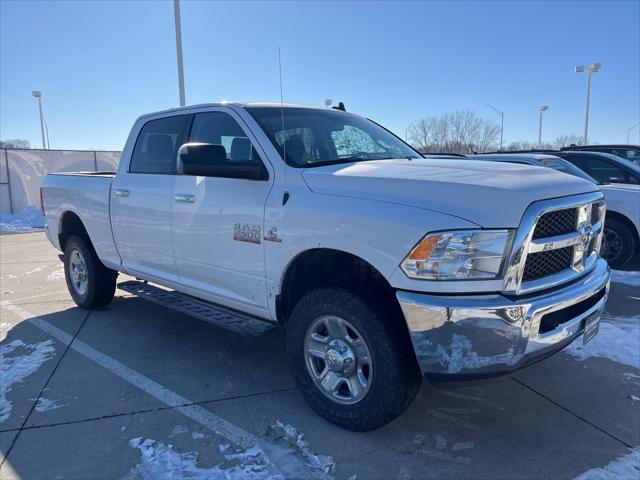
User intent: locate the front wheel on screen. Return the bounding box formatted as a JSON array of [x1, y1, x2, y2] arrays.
[[64, 235, 118, 309], [286, 287, 422, 431]]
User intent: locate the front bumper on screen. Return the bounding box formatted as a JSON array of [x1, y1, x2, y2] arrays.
[[396, 258, 610, 382]]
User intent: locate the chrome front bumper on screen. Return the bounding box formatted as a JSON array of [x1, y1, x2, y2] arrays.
[[396, 258, 610, 381]]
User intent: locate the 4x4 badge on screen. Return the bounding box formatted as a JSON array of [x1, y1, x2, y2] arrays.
[[264, 227, 282, 243]]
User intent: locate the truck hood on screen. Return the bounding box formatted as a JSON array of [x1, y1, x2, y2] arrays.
[[301, 158, 599, 227]]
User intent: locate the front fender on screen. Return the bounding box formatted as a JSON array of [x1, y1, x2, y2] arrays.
[[264, 188, 476, 319]]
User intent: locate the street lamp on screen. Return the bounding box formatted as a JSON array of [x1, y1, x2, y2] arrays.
[[31, 90, 47, 149], [627, 122, 640, 143], [485, 104, 504, 150], [538, 105, 549, 148], [173, 0, 186, 106], [575, 63, 601, 145]]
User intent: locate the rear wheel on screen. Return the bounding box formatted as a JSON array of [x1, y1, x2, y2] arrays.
[[64, 235, 117, 309], [286, 286, 422, 431], [602, 218, 635, 268]]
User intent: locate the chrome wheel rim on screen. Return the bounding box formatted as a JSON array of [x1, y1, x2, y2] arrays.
[[602, 227, 622, 262], [69, 249, 88, 296], [304, 315, 373, 405]]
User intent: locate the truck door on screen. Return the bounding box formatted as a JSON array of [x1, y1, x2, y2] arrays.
[[171, 108, 273, 316], [111, 114, 189, 284]]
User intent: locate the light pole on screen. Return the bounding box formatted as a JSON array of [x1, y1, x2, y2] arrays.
[[485, 104, 504, 150], [627, 122, 639, 143], [538, 105, 549, 148], [31, 90, 47, 149], [173, 0, 186, 107], [575, 63, 601, 145]]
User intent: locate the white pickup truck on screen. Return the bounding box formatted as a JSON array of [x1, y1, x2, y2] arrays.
[[42, 102, 611, 431]]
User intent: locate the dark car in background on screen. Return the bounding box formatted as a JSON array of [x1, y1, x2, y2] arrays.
[[551, 150, 640, 185], [561, 144, 640, 166]]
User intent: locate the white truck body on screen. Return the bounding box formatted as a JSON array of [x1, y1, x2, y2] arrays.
[[42, 103, 611, 429]]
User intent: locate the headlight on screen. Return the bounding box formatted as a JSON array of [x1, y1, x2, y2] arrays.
[[401, 230, 513, 280]]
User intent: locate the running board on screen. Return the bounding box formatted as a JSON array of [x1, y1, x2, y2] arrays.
[[117, 280, 277, 336]]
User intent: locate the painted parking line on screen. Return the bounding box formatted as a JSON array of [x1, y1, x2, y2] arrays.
[[0, 301, 283, 478]]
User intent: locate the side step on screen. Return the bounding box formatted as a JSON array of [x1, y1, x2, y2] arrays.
[[117, 280, 277, 336]]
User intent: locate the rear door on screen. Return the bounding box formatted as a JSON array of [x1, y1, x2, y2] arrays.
[[171, 108, 273, 315], [111, 114, 189, 283]]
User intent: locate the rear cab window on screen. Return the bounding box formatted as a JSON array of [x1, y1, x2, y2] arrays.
[[129, 115, 189, 174]]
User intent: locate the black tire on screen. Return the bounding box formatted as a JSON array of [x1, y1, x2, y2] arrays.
[[64, 235, 118, 309], [602, 218, 635, 269], [286, 286, 422, 431]]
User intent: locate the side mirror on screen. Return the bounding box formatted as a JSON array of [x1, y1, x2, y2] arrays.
[[177, 143, 268, 180]]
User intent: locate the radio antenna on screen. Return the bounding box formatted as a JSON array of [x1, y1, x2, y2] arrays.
[[278, 47, 289, 203]]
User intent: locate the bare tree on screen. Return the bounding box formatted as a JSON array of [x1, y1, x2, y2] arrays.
[[0, 139, 30, 148], [503, 135, 584, 151], [407, 110, 500, 154], [551, 134, 583, 148]]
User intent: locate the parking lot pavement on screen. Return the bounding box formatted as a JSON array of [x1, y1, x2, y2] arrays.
[[1, 232, 638, 479]]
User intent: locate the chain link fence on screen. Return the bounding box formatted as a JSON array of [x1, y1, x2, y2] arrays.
[[0, 149, 121, 214]]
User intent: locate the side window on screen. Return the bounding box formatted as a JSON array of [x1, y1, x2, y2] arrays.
[[564, 156, 588, 171], [189, 112, 263, 165], [582, 157, 629, 183], [130, 115, 188, 174]]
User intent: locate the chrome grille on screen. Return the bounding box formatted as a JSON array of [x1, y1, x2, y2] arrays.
[[532, 208, 577, 239], [522, 247, 573, 281], [502, 192, 606, 295]]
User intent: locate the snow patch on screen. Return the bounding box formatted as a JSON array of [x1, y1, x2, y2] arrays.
[[0, 339, 56, 423], [261, 420, 336, 478], [33, 397, 66, 413], [192, 432, 205, 440], [573, 447, 640, 479], [611, 270, 640, 288], [169, 424, 189, 437], [46, 266, 65, 282], [25, 266, 46, 276], [125, 421, 336, 480], [0, 206, 44, 233], [565, 314, 640, 369]]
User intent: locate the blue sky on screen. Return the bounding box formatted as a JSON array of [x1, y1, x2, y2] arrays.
[[1, 0, 639, 150]]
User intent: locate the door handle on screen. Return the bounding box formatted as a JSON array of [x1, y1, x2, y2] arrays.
[[113, 189, 129, 197], [174, 194, 195, 203]]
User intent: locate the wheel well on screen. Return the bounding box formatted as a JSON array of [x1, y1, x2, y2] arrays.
[[58, 211, 90, 252], [606, 210, 639, 252], [276, 249, 397, 324]]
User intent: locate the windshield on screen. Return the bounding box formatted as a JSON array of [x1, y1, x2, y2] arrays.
[[248, 107, 420, 167], [538, 157, 599, 184]]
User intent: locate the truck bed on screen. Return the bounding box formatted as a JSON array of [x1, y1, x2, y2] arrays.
[[41, 172, 121, 270]]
